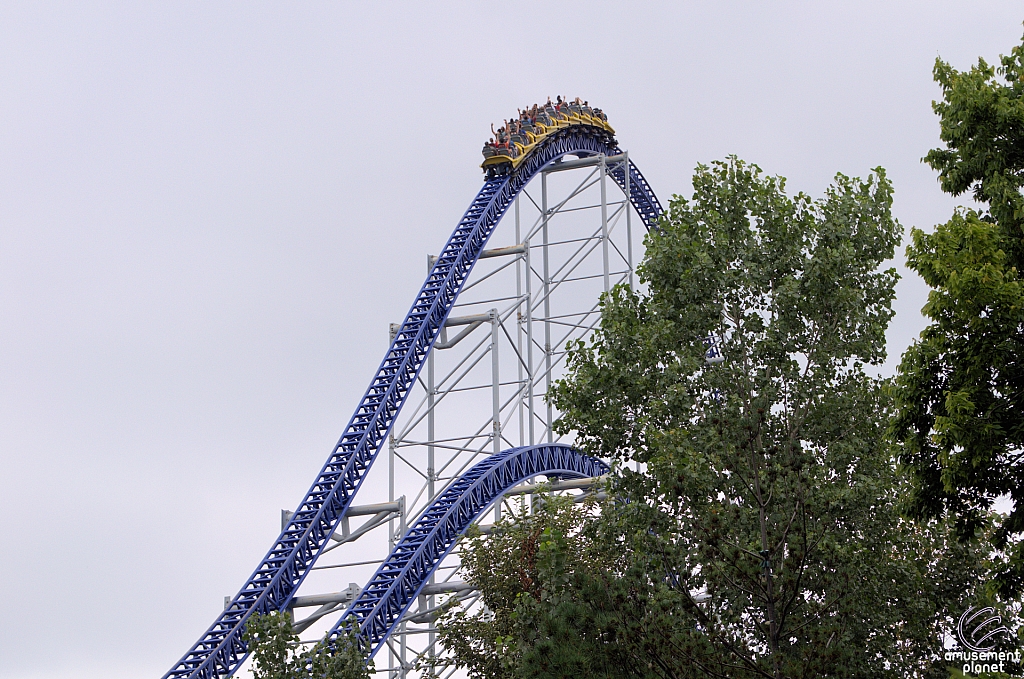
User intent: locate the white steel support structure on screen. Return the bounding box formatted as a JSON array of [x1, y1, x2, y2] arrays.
[[260, 155, 644, 679]]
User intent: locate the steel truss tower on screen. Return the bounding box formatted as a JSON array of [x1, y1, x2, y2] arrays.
[[267, 154, 643, 679]]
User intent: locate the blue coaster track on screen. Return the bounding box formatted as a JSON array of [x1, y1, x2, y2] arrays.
[[163, 124, 662, 679], [329, 443, 609, 657]]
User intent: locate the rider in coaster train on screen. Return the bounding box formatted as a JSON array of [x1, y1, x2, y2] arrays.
[[480, 97, 611, 167]]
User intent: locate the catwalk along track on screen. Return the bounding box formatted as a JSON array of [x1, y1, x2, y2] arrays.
[[163, 106, 663, 679]]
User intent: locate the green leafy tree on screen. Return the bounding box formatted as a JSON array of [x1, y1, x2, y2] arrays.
[[542, 158, 986, 679], [434, 494, 632, 679], [890, 30, 1024, 599], [440, 158, 996, 679], [242, 611, 371, 679]]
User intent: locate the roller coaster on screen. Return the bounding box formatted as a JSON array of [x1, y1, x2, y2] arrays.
[[162, 106, 663, 679]]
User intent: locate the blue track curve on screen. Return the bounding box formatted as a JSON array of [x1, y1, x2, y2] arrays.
[[328, 443, 608, 657], [163, 124, 662, 679]]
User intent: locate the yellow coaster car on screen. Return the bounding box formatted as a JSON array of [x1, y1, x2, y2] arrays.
[[481, 110, 615, 173]]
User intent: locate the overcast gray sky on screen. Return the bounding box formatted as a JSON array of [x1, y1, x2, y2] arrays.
[[1, 3, 1021, 677]]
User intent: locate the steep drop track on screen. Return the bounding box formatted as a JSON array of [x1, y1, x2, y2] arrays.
[[163, 124, 662, 679]]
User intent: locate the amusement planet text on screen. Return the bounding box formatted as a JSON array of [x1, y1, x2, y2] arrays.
[[944, 650, 1021, 676]]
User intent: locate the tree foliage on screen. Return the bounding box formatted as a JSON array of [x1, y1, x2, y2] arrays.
[[439, 158, 999, 679], [891, 30, 1024, 599], [242, 611, 371, 679], [435, 494, 633, 679], [550, 157, 986, 679]]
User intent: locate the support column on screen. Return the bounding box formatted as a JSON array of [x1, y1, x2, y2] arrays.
[[427, 351, 435, 502], [542, 171, 553, 443], [524, 236, 535, 447], [625, 152, 634, 290], [399, 620, 408, 679], [426, 274, 437, 678], [490, 308, 502, 523], [490, 308, 501, 455], [388, 322, 399, 554], [515, 196, 525, 448], [601, 154, 610, 294], [388, 430, 396, 679], [388, 433, 396, 552]]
